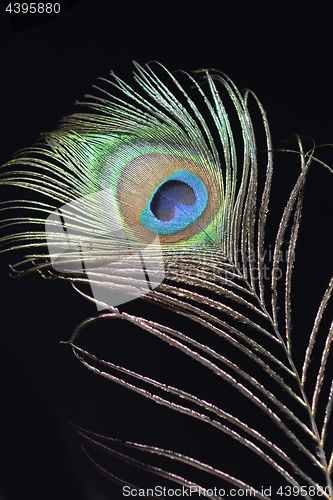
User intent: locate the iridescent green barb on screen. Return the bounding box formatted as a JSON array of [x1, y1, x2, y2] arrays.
[[0, 62, 332, 498]]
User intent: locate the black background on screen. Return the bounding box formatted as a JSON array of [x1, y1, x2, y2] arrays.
[[0, 1, 333, 499]]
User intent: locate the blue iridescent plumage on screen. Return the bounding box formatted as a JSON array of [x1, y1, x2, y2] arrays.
[[140, 170, 208, 234]]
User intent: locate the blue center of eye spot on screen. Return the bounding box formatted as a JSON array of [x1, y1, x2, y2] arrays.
[[150, 180, 196, 221], [139, 170, 208, 235]]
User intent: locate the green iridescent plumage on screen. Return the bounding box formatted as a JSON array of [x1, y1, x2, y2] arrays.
[[1, 62, 333, 498]]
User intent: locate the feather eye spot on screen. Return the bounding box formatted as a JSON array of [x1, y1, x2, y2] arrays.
[[150, 180, 196, 221], [117, 153, 220, 243], [139, 170, 208, 235]]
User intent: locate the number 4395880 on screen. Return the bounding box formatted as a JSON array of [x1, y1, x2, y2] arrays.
[[5, 3, 61, 14]]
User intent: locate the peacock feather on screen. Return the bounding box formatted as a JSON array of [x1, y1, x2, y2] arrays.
[[1, 62, 333, 499]]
